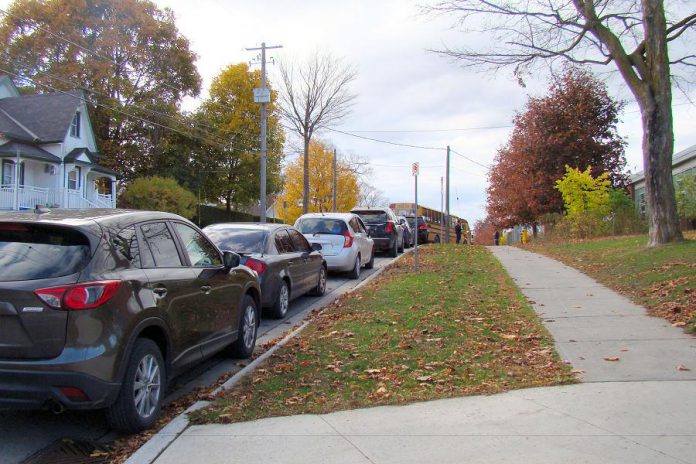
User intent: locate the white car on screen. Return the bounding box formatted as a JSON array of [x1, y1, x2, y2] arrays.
[[294, 213, 375, 279]]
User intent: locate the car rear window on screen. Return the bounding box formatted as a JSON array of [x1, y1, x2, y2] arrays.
[[353, 211, 387, 224], [0, 223, 91, 281], [406, 217, 425, 228], [204, 227, 266, 254], [295, 218, 348, 235]]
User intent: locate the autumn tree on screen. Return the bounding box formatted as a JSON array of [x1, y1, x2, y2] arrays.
[[473, 217, 496, 245], [486, 67, 626, 228], [0, 0, 201, 180], [278, 52, 357, 214], [194, 63, 284, 212], [120, 176, 196, 219], [426, 0, 694, 245], [278, 140, 359, 224]]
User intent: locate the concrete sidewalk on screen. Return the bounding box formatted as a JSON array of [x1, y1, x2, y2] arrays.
[[151, 246, 696, 464]]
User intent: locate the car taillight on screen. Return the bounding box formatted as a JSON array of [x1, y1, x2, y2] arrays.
[[34, 281, 122, 311], [343, 230, 354, 248], [385, 221, 394, 233], [244, 257, 267, 275], [419, 224, 428, 230]]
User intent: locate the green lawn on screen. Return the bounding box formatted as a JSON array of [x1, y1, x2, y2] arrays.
[[192, 245, 574, 424], [529, 232, 696, 331]]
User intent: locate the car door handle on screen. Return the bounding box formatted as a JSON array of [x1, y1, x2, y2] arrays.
[[152, 286, 167, 297], [200, 285, 212, 294]]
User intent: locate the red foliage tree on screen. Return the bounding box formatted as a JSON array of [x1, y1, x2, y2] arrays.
[[486, 67, 626, 228]]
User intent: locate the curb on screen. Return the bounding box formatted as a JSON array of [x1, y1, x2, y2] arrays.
[[125, 248, 412, 464]]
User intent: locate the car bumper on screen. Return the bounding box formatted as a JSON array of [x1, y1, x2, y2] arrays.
[[0, 368, 120, 410], [372, 237, 393, 252], [324, 247, 358, 272]]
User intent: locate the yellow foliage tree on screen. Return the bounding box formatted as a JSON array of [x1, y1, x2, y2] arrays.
[[278, 140, 359, 224]]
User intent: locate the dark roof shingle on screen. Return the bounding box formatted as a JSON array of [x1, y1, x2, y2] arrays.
[[0, 90, 83, 142]]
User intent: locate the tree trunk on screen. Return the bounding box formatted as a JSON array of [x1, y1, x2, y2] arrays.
[[303, 136, 310, 214], [641, 102, 682, 246], [641, 0, 683, 246]]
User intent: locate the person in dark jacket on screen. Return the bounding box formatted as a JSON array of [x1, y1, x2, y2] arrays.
[[455, 222, 462, 244], [494, 230, 500, 246]]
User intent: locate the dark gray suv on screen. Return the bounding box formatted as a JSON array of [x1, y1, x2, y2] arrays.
[[0, 209, 261, 433]]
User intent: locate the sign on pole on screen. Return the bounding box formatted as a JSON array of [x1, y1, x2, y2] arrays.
[[253, 87, 271, 103], [412, 162, 419, 177]]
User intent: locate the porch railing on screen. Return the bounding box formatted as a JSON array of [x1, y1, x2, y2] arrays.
[[0, 185, 113, 210]]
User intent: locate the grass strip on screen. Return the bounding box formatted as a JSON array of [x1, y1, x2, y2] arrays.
[[528, 232, 695, 332], [191, 245, 575, 424]]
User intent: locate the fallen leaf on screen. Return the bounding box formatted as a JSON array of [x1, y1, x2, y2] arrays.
[[672, 322, 686, 327], [604, 356, 620, 362], [677, 365, 691, 371]]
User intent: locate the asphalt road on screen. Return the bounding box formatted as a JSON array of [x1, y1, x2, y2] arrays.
[[0, 255, 396, 464]]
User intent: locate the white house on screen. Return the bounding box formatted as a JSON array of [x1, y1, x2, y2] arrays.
[[0, 75, 117, 210]]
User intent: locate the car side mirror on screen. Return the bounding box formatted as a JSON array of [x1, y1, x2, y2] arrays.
[[223, 251, 240, 269], [311, 243, 323, 251]]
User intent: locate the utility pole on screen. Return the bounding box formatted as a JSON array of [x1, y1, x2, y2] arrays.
[[440, 176, 444, 231], [247, 41, 282, 223], [412, 162, 419, 272], [445, 145, 451, 244], [332, 148, 337, 212]]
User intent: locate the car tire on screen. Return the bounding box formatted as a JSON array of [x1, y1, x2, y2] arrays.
[[365, 248, 375, 269], [434, 235, 441, 244], [398, 236, 404, 253], [349, 254, 361, 279], [389, 239, 398, 257], [226, 295, 258, 359], [268, 280, 290, 319], [310, 266, 327, 296], [106, 338, 166, 434]]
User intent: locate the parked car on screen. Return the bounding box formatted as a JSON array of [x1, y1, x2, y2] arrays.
[[294, 213, 374, 279], [397, 215, 414, 248], [203, 223, 327, 319], [351, 207, 403, 257], [0, 209, 260, 433], [406, 215, 429, 244]]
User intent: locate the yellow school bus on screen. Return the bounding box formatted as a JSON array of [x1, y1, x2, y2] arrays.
[[390, 203, 470, 244]]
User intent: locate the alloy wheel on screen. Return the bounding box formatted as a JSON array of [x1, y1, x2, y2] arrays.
[[242, 304, 257, 350], [133, 354, 161, 419]]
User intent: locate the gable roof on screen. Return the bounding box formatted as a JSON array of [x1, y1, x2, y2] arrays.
[[0, 90, 84, 143]]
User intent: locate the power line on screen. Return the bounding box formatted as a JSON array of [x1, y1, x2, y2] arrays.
[[338, 124, 513, 133], [320, 126, 445, 151], [0, 67, 241, 152], [0, 7, 188, 99], [449, 148, 491, 170], [0, 53, 241, 149]]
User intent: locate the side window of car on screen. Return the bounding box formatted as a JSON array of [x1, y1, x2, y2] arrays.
[[139, 222, 183, 268], [287, 228, 311, 253], [274, 229, 294, 253], [112, 226, 141, 268], [349, 218, 361, 234], [172, 222, 222, 267], [356, 217, 368, 235]]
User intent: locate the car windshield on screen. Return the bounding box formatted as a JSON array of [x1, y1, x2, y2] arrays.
[[296, 218, 347, 235], [353, 211, 387, 224], [0, 223, 91, 281], [204, 227, 266, 254]]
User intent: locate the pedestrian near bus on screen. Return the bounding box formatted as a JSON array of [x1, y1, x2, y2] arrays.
[[455, 221, 462, 244], [494, 230, 500, 246]]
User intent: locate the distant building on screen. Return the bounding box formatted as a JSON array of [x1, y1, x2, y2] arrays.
[[0, 75, 117, 210], [629, 144, 696, 217]]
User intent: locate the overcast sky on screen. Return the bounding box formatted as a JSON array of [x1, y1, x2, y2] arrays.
[[6, 0, 695, 223], [152, 0, 695, 224]]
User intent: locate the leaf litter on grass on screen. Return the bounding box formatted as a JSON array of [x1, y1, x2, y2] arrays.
[[191, 245, 576, 425]]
